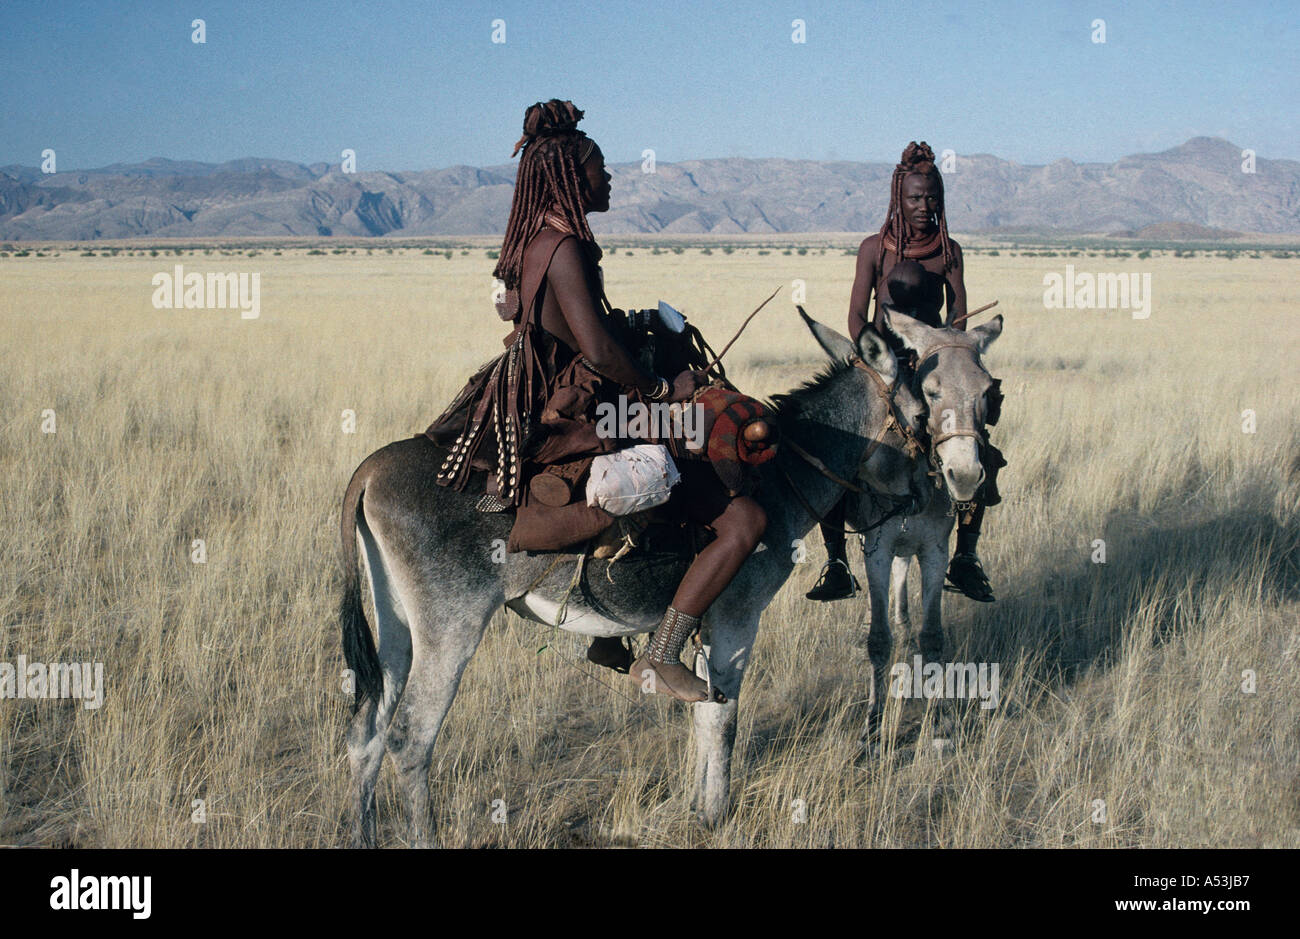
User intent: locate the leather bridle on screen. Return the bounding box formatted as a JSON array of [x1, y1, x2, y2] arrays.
[[778, 354, 926, 532], [911, 341, 991, 507], [779, 338, 1000, 531], [849, 354, 927, 465]]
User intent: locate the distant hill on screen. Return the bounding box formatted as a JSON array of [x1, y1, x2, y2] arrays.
[[1110, 221, 1244, 240], [1, 137, 1296, 240]]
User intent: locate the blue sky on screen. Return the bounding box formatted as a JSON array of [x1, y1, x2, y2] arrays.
[[1, 0, 1295, 171]]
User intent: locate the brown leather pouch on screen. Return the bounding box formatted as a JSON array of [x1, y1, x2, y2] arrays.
[[528, 456, 594, 507], [531, 354, 619, 466], [508, 499, 614, 553]]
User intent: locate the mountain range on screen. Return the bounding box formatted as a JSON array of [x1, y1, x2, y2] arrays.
[[1, 137, 1295, 240]]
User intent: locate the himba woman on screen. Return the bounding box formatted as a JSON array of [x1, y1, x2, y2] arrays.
[[428, 100, 767, 702], [805, 141, 1002, 603]]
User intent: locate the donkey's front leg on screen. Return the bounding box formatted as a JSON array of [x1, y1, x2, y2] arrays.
[[916, 540, 948, 662], [889, 554, 912, 634], [690, 610, 758, 827], [861, 546, 896, 746], [916, 538, 954, 735], [691, 698, 738, 828]]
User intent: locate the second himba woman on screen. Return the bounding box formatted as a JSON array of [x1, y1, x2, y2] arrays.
[[806, 141, 1003, 603]]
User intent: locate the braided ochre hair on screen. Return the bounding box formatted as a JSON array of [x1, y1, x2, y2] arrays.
[[493, 99, 598, 297], [876, 141, 955, 272]]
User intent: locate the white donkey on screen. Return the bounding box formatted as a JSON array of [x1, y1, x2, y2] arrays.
[[834, 307, 1005, 738]]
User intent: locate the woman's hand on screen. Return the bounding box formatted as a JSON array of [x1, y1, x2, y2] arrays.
[[668, 369, 707, 403]]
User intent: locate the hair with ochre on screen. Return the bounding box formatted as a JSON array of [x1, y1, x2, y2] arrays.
[[494, 99, 597, 295], [876, 141, 956, 273]]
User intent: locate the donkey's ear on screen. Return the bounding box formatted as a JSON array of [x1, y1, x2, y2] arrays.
[[854, 327, 897, 384], [880, 304, 936, 354], [969, 314, 1003, 354], [798, 306, 855, 362]]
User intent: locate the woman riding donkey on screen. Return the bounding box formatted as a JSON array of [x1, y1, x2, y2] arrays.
[[806, 141, 1005, 603], [427, 100, 767, 703]]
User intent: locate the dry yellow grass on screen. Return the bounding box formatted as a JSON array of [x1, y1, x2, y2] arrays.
[[0, 241, 1295, 847]]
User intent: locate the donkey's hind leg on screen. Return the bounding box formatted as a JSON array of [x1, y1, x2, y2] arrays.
[[348, 511, 415, 848], [384, 596, 495, 848]]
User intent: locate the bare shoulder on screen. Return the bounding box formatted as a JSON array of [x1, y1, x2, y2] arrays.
[[856, 234, 881, 277], [536, 231, 583, 276], [948, 237, 964, 262], [527, 227, 576, 259]]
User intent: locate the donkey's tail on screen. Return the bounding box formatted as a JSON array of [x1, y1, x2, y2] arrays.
[[339, 475, 383, 713]]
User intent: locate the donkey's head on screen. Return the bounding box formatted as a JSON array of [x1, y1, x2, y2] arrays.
[[881, 307, 1004, 503], [796, 310, 928, 499]]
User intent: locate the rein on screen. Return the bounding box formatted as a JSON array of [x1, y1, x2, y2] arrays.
[[777, 355, 924, 534], [850, 353, 927, 464]]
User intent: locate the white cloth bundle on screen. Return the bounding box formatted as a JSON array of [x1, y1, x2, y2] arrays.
[[585, 444, 681, 516]]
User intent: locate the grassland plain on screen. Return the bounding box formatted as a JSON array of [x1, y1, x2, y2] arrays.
[[0, 240, 1295, 847]]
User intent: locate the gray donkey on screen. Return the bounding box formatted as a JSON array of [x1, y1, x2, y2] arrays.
[[837, 307, 1005, 740], [336, 310, 929, 847]]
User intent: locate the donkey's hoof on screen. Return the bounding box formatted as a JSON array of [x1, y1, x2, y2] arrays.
[[916, 635, 945, 662], [351, 818, 377, 849], [857, 713, 884, 762], [693, 806, 728, 830], [856, 737, 882, 764]]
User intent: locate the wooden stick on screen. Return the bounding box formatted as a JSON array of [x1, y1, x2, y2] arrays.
[[948, 299, 999, 328], [704, 285, 782, 371]]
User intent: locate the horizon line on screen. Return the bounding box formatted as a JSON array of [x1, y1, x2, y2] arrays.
[[5, 135, 1298, 178]]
